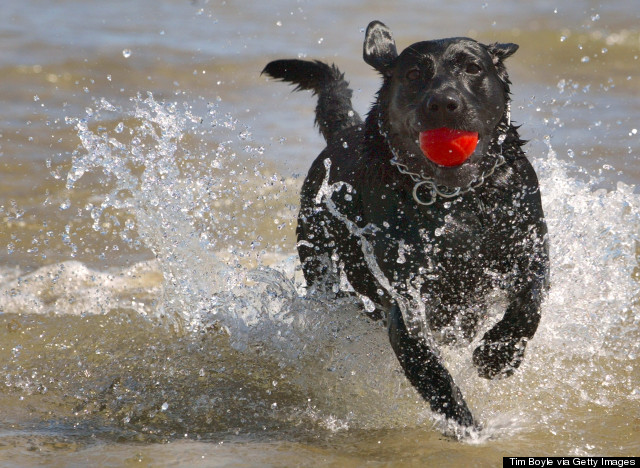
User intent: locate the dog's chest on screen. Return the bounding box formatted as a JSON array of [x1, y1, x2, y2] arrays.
[[364, 191, 513, 281]]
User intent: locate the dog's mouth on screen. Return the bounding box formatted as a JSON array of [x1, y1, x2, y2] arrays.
[[418, 128, 479, 167]]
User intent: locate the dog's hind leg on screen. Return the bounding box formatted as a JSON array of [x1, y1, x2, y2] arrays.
[[387, 304, 476, 428]]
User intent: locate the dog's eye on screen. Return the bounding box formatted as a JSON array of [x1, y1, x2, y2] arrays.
[[406, 68, 421, 81], [465, 63, 482, 75]]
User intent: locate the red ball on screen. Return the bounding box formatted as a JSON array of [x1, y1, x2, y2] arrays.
[[419, 128, 479, 167]]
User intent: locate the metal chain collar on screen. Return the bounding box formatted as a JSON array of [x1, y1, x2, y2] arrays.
[[377, 109, 509, 206], [390, 153, 506, 206]]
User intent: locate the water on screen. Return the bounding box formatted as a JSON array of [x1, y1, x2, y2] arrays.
[[1, 0, 639, 465]]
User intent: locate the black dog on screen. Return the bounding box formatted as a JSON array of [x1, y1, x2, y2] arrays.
[[263, 21, 548, 430]]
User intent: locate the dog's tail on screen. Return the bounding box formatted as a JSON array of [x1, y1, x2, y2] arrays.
[[262, 59, 362, 143]]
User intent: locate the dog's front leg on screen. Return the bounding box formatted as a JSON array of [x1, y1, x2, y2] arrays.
[[472, 280, 544, 380], [387, 304, 475, 427]]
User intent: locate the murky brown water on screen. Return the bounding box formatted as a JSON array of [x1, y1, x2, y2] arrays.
[[1, 1, 639, 465]]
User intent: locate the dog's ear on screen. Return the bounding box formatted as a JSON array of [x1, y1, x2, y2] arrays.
[[363, 21, 398, 76], [487, 42, 519, 63], [486, 42, 519, 82]]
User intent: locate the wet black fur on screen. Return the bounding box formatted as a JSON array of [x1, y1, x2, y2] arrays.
[[263, 21, 549, 430]]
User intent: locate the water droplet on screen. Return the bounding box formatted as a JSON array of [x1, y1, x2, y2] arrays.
[[122, 49, 132, 58], [317, 37, 324, 44], [581, 56, 590, 63], [115, 122, 124, 133], [238, 129, 251, 141], [161, 402, 169, 411], [560, 35, 567, 42], [557, 78, 566, 93], [342, 142, 348, 148], [276, 21, 282, 27]]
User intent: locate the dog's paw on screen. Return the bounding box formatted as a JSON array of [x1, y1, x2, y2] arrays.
[[473, 337, 527, 380]]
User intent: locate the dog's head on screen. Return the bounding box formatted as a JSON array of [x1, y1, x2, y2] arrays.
[[364, 21, 518, 188]]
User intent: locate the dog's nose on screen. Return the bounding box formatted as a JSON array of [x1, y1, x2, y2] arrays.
[[426, 91, 462, 115]]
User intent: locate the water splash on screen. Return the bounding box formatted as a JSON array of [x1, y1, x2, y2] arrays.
[[536, 137, 639, 358], [64, 94, 300, 339]]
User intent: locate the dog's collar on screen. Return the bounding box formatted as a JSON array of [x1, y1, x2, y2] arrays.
[[389, 154, 506, 206], [376, 110, 508, 206]]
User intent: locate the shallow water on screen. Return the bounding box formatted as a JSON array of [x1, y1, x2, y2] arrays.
[[1, 0, 639, 465]]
